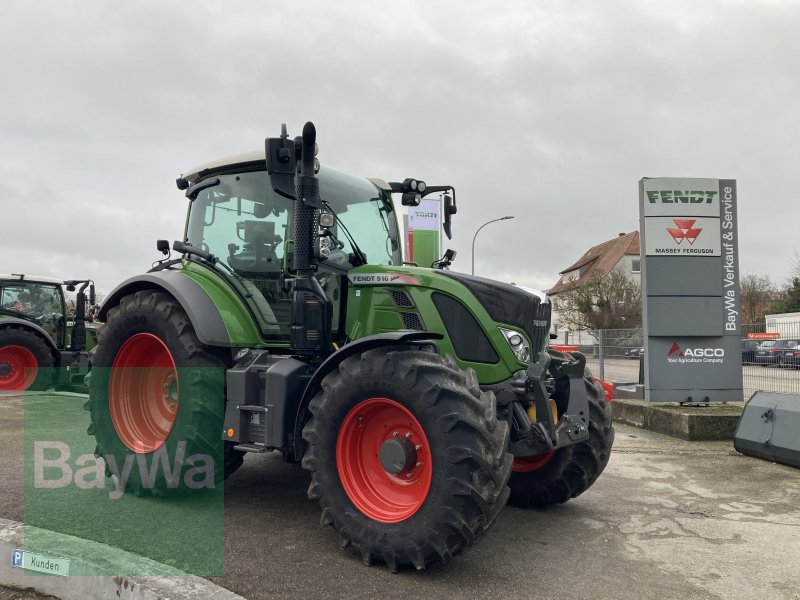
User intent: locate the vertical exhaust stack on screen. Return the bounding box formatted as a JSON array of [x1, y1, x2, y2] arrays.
[[289, 122, 331, 357], [64, 279, 92, 352]]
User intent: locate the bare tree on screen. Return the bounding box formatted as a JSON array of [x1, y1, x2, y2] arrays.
[[772, 276, 800, 315], [740, 274, 781, 324], [555, 270, 641, 331]]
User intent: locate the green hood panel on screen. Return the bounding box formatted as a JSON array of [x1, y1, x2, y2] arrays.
[[345, 265, 531, 384]]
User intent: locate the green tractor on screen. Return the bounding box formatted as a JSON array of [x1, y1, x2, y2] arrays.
[[88, 122, 613, 570], [0, 274, 97, 391]]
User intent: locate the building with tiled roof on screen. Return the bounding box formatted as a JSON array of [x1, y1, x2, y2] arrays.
[[548, 231, 640, 295], [548, 231, 641, 342]]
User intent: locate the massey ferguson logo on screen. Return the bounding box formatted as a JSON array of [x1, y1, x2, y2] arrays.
[[666, 219, 702, 245], [667, 342, 724, 364]]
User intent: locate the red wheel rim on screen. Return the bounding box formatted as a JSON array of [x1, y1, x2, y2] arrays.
[[109, 333, 179, 454], [0, 345, 38, 391], [336, 398, 432, 523], [512, 451, 555, 473]]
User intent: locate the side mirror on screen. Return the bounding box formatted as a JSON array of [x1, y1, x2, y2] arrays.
[[89, 284, 96, 306], [443, 194, 457, 239], [432, 248, 456, 269], [266, 123, 297, 200], [156, 239, 170, 255]]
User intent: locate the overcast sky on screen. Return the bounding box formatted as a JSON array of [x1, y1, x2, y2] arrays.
[[2, 0, 798, 295]]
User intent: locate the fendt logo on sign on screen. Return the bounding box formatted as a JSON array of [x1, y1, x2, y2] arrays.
[[646, 190, 717, 204], [666, 219, 702, 245], [667, 342, 725, 364]]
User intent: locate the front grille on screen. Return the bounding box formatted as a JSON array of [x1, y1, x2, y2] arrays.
[[527, 302, 551, 355], [400, 312, 424, 331]]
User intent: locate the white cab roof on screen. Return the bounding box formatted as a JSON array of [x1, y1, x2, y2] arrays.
[[181, 150, 265, 183], [0, 274, 64, 285]]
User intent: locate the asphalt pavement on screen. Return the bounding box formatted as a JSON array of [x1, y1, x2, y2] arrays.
[[2, 391, 799, 600]]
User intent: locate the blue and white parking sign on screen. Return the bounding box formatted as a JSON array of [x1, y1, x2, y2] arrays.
[[11, 549, 24, 568]]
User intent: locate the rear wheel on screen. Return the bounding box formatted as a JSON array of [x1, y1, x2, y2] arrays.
[[508, 373, 613, 508], [302, 348, 511, 571], [0, 327, 56, 391], [88, 290, 240, 494]]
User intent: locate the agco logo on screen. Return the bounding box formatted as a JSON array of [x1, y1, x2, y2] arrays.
[[666, 219, 702, 245], [667, 342, 724, 364]]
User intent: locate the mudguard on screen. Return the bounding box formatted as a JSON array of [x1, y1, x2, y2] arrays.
[[99, 271, 234, 346], [290, 330, 444, 459], [0, 316, 59, 352]]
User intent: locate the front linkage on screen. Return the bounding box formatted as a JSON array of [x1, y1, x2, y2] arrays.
[[502, 350, 591, 458]]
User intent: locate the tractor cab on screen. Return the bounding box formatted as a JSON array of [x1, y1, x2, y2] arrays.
[[178, 155, 404, 345], [0, 276, 67, 346]]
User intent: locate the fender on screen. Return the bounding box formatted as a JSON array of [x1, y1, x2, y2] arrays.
[[99, 271, 233, 346], [290, 330, 443, 460], [0, 316, 59, 354]]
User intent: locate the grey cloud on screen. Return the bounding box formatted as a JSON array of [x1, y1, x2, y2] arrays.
[[1, 0, 798, 294]]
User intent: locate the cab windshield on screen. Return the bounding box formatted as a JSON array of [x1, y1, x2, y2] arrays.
[[185, 165, 401, 340], [0, 282, 64, 344]]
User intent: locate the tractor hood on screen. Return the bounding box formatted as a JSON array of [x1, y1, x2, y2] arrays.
[[439, 271, 551, 351]]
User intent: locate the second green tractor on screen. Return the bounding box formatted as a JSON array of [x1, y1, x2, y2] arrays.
[[88, 122, 614, 571]]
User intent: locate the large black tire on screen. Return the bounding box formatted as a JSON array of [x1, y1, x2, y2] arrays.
[[302, 348, 512, 572], [0, 326, 56, 391], [508, 372, 614, 508], [88, 290, 243, 494]]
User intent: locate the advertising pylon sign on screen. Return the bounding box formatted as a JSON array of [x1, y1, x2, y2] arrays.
[[639, 178, 743, 402]]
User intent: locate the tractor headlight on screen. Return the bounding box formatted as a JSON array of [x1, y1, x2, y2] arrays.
[[499, 328, 530, 363]]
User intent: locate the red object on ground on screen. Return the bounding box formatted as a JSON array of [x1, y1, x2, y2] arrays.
[[550, 344, 578, 353], [595, 378, 614, 403]]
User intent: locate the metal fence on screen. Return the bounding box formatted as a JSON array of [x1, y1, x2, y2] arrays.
[[559, 322, 800, 400]]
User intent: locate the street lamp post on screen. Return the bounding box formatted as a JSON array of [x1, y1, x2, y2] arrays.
[[471, 216, 514, 275]]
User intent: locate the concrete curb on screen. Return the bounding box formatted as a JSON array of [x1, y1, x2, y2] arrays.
[[0, 518, 245, 600], [611, 398, 744, 440]]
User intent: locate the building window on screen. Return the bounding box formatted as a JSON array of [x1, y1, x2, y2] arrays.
[[631, 259, 641, 273]]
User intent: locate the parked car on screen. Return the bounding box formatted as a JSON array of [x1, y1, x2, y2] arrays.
[[779, 344, 800, 369], [625, 346, 645, 359], [754, 339, 800, 366], [741, 339, 760, 365]]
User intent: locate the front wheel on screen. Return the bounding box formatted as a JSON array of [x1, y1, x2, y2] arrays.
[[88, 290, 239, 495], [302, 348, 511, 571], [508, 374, 614, 508]]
